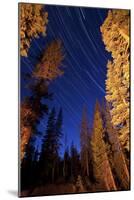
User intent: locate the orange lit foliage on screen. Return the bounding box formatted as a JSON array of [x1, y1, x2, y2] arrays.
[[21, 40, 65, 161], [100, 10, 130, 152], [20, 79, 50, 161], [33, 40, 64, 80], [20, 100, 37, 160], [104, 102, 129, 189], [19, 3, 48, 57], [20, 104, 33, 160], [91, 102, 116, 191]]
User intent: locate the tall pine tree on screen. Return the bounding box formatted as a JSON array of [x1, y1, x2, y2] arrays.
[[63, 147, 71, 181], [21, 39, 65, 161], [91, 101, 116, 191], [100, 10, 130, 154], [40, 107, 56, 182], [40, 107, 63, 183], [104, 102, 129, 189], [20, 79, 51, 161], [70, 142, 80, 180]]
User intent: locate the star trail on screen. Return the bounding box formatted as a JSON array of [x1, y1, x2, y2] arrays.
[[21, 5, 112, 154]]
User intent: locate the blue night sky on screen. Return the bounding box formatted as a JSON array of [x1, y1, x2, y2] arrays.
[[21, 5, 112, 156]]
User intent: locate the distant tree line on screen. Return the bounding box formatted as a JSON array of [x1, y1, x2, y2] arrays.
[[21, 100, 129, 193]]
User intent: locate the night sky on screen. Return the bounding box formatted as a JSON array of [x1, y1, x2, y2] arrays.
[[21, 5, 112, 155]]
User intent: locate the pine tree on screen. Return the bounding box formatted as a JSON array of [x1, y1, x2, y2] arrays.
[[33, 39, 65, 80], [19, 3, 48, 56], [21, 38, 65, 161], [63, 147, 71, 181], [100, 10, 130, 153], [40, 107, 63, 183], [70, 142, 80, 179], [40, 108, 56, 182], [104, 102, 129, 189], [20, 79, 51, 161], [53, 108, 63, 180], [87, 130, 94, 183], [55, 108, 63, 150], [21, 135, 37, 190], [91, 101, 116, 191], [80, 106, 90, 177]]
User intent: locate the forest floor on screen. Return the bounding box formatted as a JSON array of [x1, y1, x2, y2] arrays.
[[21, 177, 92, 197], [21, 183, 81, 197], [20, 177, 106, 197]]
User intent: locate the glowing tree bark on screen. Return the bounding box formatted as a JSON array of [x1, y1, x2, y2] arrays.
[[91, 101, 116, 191], [20, 104, 33, 161], [104, 102, 129, 189], [100, 10, 130, 153], [19, 3, 48, 56], [75, 175, 85, 192]]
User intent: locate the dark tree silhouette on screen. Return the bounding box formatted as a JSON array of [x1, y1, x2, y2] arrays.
[[63, 147, 71, 181], [39, 107, 64, 183], [21, 135, 38, 190], [80, 106, 90, 177], [70, 142, 80, 180], [21, 79, 52, 161]]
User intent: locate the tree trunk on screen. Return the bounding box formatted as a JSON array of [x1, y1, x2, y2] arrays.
[[86, 151, 89, 177]]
